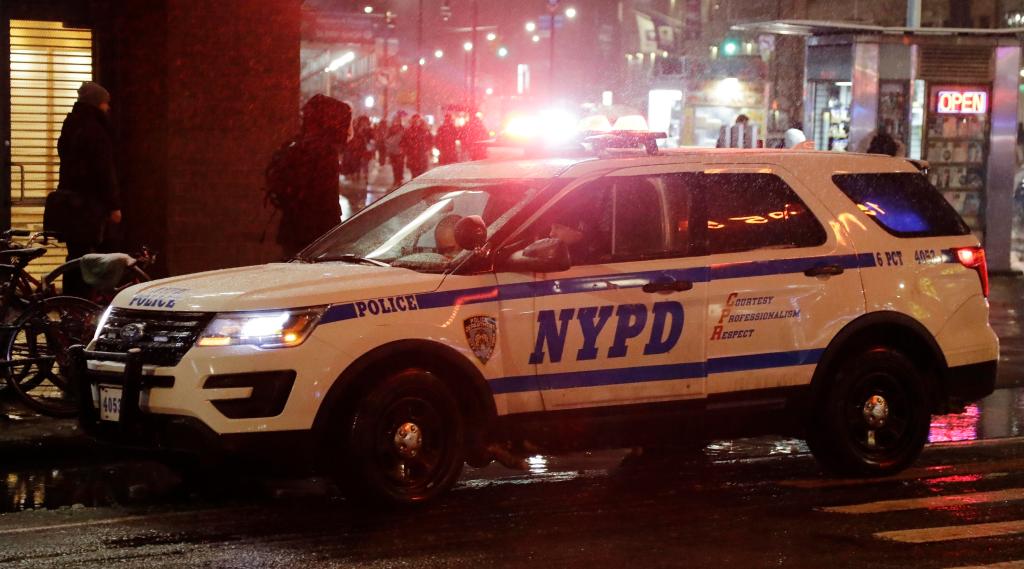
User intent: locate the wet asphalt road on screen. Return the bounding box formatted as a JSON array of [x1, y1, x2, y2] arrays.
[[0, 278, 1022, 567], [0, 436, 1023, 568]]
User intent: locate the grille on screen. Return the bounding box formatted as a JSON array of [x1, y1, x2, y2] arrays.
[[918, 46, 992, 82], [92, 309, 213, 366]]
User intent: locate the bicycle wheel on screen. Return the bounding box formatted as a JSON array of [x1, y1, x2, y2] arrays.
[[4, 296, 101, 417]]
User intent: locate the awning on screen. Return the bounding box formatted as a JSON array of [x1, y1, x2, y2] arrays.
[[731, 19, 1024, 38]]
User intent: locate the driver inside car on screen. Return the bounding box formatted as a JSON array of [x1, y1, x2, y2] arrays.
[[434, 213, 463, 259], [539, 184, 612, 265]]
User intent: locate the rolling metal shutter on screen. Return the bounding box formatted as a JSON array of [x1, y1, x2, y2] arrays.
[[8, 19, 92, 278]]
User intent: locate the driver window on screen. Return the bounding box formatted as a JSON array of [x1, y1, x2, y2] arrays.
[[535, 180, 613, 265], [530, 174, 694, 266]]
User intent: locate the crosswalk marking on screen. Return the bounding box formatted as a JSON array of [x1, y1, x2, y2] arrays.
[[875, 520, 1024, 543], [822, 488, 1024, 514], [945, 561, 1024, 569]]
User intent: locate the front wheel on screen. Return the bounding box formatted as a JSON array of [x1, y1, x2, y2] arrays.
[[338, 368, 465, 506], [807, 347, 932, 477], [4, 296, 101, 417]]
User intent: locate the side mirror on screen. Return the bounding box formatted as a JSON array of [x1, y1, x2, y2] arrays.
[[454, 215, 487, 251], [501, 238, 571, 273]]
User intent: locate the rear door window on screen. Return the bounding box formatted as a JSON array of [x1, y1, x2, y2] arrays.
[[831, 173, 970, 237], [702, 173, 827, 254]]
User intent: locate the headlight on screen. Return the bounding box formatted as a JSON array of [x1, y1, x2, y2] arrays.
[[91, 306, 114, 343], [196, 307, 323, 348]]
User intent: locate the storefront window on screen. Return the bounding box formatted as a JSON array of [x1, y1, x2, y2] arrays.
[[809, 81, 851, 151]]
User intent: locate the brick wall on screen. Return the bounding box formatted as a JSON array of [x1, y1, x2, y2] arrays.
[[105, 0, 300, 277], [163, 0, 300, 275]]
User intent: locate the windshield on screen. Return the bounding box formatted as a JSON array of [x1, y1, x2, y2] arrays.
[[299, 179, 546, 272]]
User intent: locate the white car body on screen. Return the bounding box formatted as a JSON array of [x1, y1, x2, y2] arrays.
[[78, 148, 998, 499]]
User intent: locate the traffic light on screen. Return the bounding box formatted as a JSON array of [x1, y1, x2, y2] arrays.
[[720, 38, 740, 57]]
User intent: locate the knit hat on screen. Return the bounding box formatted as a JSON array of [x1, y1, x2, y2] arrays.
[[78, 81, 110, 108]]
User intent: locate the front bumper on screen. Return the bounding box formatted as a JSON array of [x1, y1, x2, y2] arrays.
[[69, 346, 318, 465]]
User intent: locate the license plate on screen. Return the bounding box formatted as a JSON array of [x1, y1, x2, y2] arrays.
[[99, 385, 122, 422]]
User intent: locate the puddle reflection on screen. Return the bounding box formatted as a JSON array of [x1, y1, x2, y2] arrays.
[[0, 461, 182, 513], [929, 388, 1024, 443]]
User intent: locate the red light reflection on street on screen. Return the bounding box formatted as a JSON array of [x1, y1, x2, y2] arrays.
[[926, 474, 983, 486], [928, 404, 979, 443]]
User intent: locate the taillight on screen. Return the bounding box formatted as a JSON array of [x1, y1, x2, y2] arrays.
[[953, 246, 989, 297]]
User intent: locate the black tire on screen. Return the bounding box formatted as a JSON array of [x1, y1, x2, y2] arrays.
[[4, 296, 101, 417], [807, 347, 932, 476], [338, 368, 465, 505]]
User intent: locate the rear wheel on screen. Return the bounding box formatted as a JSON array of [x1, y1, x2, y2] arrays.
[[4, 296, 101, 417], [337, 368, 465, 506], [807, 347, 932, 476]]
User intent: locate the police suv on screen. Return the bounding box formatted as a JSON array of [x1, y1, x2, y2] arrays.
[[76, 140, 998, 504]]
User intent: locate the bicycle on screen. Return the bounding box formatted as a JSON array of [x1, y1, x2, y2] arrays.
[[40, 245, 155, 306], [0, 245, 100, 417], [0, 234, 155, 416]]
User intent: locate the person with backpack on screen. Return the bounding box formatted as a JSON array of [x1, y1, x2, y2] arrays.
[[385, 112, 407, 187], [267, 94, 351, 258]]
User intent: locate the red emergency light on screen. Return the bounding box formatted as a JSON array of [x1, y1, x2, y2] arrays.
[[936, 90, 987, 115]]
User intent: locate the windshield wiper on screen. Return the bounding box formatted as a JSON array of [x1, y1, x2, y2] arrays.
[[313, 253, 390, 267]]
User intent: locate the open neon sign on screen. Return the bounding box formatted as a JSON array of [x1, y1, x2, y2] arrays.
[[936, 90, 988, 114]]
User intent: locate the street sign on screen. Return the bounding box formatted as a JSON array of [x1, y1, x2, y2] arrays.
[[376, 67, 398, 87], [537, 15, 565, 30], [303, 13, 380, 45]]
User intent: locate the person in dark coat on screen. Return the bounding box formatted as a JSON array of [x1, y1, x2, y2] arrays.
[[435, 114, 459, 165], [460, 115, 489, 161], [56, 81, 121, 297], [866, 131, 900, 156], [385, 113, 407, 187], [276, 94, 351, 257], [403, 114, 433, 179]]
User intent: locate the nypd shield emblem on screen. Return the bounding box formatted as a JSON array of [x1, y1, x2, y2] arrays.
[[463, 316, 497, 365]]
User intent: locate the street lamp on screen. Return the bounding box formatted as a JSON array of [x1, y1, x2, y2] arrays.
[[363, 5, 374, 14], [497, 46, 509, 57], [434, 49, 444, 58], [525, 21, 537, 32], [564, 7, 577, 18], [463, 41, 473, 51], [486, 32, 497, 41]]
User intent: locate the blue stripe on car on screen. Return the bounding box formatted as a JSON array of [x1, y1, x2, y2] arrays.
[[488, 348, 825, 395], [322, 252, 875, 324]]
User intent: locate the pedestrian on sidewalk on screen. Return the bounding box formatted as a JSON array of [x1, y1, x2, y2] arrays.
[[403, 114, 433, 179], [385, 112, 407, 187], [460, 114, 488, 161], [374, 118, 388, 167], [271, 94, 351, 258], [435, 114, 459, 165], [52, 81, 122, 297], [341, 115, 373, 213]]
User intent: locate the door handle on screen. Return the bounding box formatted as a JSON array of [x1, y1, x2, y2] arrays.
[[804, 264, 844, 277], [642, 280, 693, 293]]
